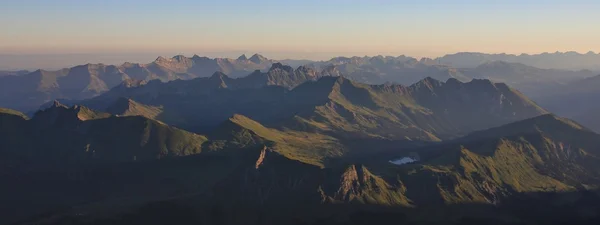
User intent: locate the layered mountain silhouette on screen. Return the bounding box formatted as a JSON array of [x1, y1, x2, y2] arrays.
[[305, 55, 593, 97], [0, 70, 28, 76], [437, 51, 600, 70], [534, 74, 600, 132], [409, 114, 600, 202], [309, 55, 472, 85], [0, 54, 276, 111], [1, 54, 594, 112], [80, 74, 546, 141], [459, 61, 595, 97], [4, 56, 600, 225]]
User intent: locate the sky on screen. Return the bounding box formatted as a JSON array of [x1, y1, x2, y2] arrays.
[[1, 0, 600, 59]]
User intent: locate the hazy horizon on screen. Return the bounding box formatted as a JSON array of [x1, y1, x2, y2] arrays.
[[2, 0, 599, 62], [2, 50, 600, 71]]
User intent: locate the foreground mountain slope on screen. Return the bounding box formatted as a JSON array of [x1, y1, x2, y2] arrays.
[[206, 114, 344, 167], [10, 114, 600, 225], [0, 103, 207, 164], [391, 115, 600, 205]]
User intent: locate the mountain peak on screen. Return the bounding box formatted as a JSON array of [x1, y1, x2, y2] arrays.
[[210, 71, 229, 79], [154, 56, 167, 62], [237, 54, 248, 61], [467, 78, 496, 87], [320, 65, 342, 77], [249, 54, 268, 64], [172, 55, 188, 62], [412, 77, 443, 89], [209, 72, 230, 88], [419, 57, 436, 65], [33, 103, 110, 127], [295, 65, 318, 78], [269, 63, 294, 73], [445, 77, 463, 86]]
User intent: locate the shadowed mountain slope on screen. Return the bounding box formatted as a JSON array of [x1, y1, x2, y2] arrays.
[[81, 75, 546, 141], [8, 114, 600, 225], [0, 102, 207, 164]]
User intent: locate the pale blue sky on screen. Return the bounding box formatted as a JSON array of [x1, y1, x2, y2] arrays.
[[1, 0, 599, 59]]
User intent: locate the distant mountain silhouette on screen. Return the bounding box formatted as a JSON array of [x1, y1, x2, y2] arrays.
[[0, 70, 29, 76], [308, 55, 472, 85], [303, 55, 595, 97], [459, 61, 595, 97], [437, 51, 600, 70], [2, 53, 596, 112], [534, 74, 600, 132], [0, 54, 276, 111]]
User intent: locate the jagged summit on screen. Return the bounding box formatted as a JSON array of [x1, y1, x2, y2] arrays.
[[172, 55, 188, 62], [33, 102, 111, 126], [269, 63, 294, 73], [249, 54, 268, 64], [410, 77, 443, 90], [294, 65, 319, 79], [154, 56, 168, 62]]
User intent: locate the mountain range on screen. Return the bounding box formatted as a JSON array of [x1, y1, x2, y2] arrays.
[[2, 53, 596, 113], [75, 74, 546, 142], [458, 61, 596, 97], [306, 55, 472, 85], [4, 53, 600, 224], [0, 54, 276, 111], [0, 70, 29, 76], [308, 56, 595, 97], [437, 51, 600, 70], [3, 102, 600, 224]]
